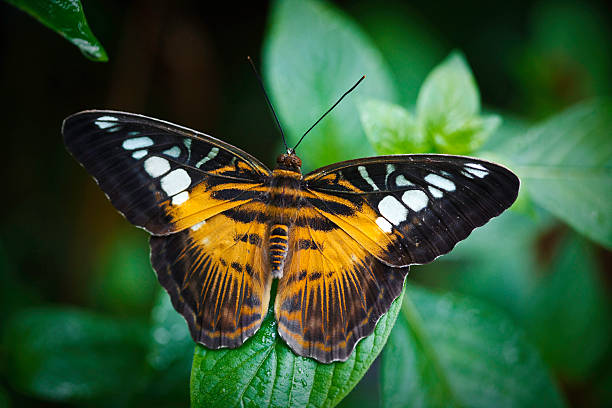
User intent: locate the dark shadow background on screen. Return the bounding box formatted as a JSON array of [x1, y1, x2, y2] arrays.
[[1, 0, 611, 407]]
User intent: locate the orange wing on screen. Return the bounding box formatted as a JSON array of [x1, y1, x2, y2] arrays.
[[274, 205, 408, 363], [151, 200, 271, 348]]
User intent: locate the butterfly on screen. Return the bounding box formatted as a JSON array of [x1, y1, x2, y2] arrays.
[[63, 107, 519, 363]]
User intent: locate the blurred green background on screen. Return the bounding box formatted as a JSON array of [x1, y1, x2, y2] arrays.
[[0, 0, 611, 407]]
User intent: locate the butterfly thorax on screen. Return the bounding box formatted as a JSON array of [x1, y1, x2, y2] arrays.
[[267, 153, 304, 278]]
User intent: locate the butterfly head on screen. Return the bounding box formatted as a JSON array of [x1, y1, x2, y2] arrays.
[[276, 149, 302, 173]]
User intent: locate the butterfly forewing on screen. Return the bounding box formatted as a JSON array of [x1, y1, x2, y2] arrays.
[[62, 110, 271, 235], [305, 155, 520, 266], [63, 110, 274, 349]]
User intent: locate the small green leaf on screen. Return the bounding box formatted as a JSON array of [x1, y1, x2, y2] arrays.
[[263, 0, 396, 170], [494, 98, 612, 248], [5, 0, 108, 61], [2, 307, 148, 401], [524, 234, 612, 379], [357, 99, 423, 154], [416, 51, 500, 154], [381, 285, 566, 408], [190, 284, 405, 408]]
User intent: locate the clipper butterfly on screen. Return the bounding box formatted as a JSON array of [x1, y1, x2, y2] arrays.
[[63, 109, 519, 363]]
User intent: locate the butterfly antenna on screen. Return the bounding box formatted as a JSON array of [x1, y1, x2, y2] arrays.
[[293, 75, 365, 152], [247, 56, 288, 152]]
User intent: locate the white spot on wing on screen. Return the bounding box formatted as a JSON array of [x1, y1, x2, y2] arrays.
[[95, 116, 118, 129], [465, 166, 489, 178], [465, 163, 488, 171], [191, 220, 205, 231], [425, 174, 455, 191], [376, 216, 393, 233], [160, 169, 191, 196], [429, 186, 444, 198], [171, 191, 189, 205], [196, 147, 219, 168], [358, 165, 379, 190], [395, 174, 413, 187], [131, 149, 147, 159], [122, 136, 153, 150], [378, 195, 407, 225], [144, 156, 170, 178], [461, 170, 475, 179], [163, 146, 181, 158], [402, 190, 429, 211]]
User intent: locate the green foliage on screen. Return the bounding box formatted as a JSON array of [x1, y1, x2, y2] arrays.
[[2, 308, 148, 401], [3, 0, 611, 407], [416, 52, 501, 154], [523, 234, 612, 379], [381, 286, 566, 408], [357, 99, 420, 154], [89, 233, 157, 316], [493, 99, 612, 248], [359, 52, 500, 156], [352, 3, 446, 106], [263, 0, 396, 170], [514, 1, 612, 117], [190, 285, 405, 408], [4, 0, 107, 61]]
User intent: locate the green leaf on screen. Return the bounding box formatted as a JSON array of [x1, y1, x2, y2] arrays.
[[0, 385, 8, 408], [436, 209, 548, 319], [523, 234, 612, 379], [89, 231, 157, 317], [357, 99, 423, 154], [494, 98, 612, 248], [263, 0, 396, 170], [143, 289, 193, 404], [190, 284, 406, 408], [2, 307, 148, 401], [5, 0, 108, 61], [416, 51, 500, 154], [381, 285, 566, 408]]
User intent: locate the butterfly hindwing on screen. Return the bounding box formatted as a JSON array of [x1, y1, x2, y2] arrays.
[[150, 201, 272, 348], [62, 110, 271, 235], [274, 205, 408, 362], [305, 154, 520, 266]]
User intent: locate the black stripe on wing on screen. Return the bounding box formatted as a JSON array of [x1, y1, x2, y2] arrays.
[[304, 154, 519, 266], [62, 110, 271, 235]]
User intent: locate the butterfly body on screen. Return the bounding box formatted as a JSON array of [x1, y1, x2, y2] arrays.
[[63, 110, 519, 363]]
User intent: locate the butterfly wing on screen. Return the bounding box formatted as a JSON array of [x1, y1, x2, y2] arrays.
[[63, 110, 271, 235], [63, 110, 273, 348], [150, 201, 272, 348], [304, 154, 520, 266], [274, 203, 408, 362], [275, 154, 519, 362]]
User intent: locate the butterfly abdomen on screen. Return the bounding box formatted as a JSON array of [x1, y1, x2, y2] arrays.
[[269, 224, 289, 278]]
